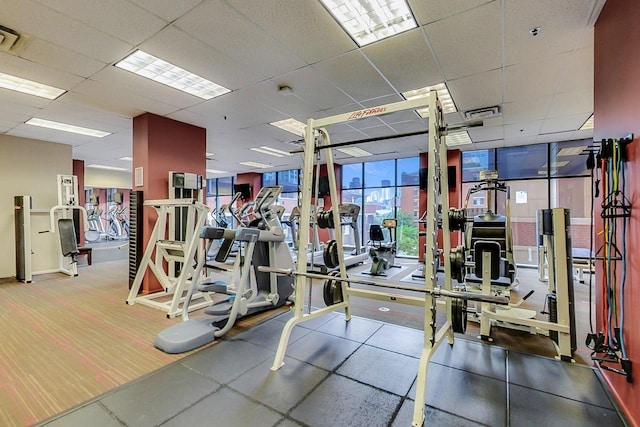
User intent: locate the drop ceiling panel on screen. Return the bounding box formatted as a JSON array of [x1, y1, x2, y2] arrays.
[[0, 53, 86, 90], [540, 113, 587, 134], [504, 121, 542, 138], [504, 53, 570, 102], [424, 1, 502, 80], [546, 90, 592, 119], [468, 125, 504, 143], [408, 0, 493, 26], [447, 68, 503, 112], [502, 96, 552, 124], [380, 110, 423, 125], [129, 0, 203, 22], [71, 79, 177, 116], [139, 25, 264, 90], [2, 0, 133, 63], [504, 0, 591, 65], [362, 28, 443, 92], [535, 131, 575, 144], [19, 39, 107, 78], [91, 67, 203, 110], [312, 51, 395, 101], [0, 88, 54, 109], [388, 120, 428, 135], [176, 1, 306, 78], [273, 66, 354, 111], [45, 98, 132, 130], [33, 0, 167, 45], [556, 48, 593, 93], [226, 0, 356, 64], [187, 91, 282, 129], [238, 80, 323, 119]]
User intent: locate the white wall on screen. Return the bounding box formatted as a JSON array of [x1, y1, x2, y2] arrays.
[[84, 168, 132, 189], [0, 135, 72, 278]]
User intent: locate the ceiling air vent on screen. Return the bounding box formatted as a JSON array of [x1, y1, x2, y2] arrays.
[[0, 25, 30, 54], [464, 106, 501, 121]]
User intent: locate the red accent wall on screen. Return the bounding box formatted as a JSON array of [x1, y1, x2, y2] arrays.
[[72, 159, 85, 246], [418, 150, 462, 261], [594, 1, 640, 423], [132, 113, 206, 293]]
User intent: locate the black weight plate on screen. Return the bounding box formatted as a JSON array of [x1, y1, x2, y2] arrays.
[[323, 271, 343, 306], [451, 298, 468, 334], [324, 239, 339, 268]]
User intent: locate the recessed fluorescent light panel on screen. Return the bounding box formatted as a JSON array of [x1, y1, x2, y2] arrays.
[[270, 118, 306, 136], [402, 83, 457, 117], [115, 50, 230, 100], [250, 146, 292, 157], [239, 161, 271, 169], [445, 131, 472, 146], [207, 169, 228, 174], [0, 72, 66, 99], [87, 164, 129, 171], [320, 0, 417, 47], [119, 156, 133, 161], [579, 114, 594, 130], [337, 147, 372, 157], [25, 118, 111, 137]]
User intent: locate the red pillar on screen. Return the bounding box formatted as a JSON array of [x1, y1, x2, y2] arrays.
[[72, 159, 85, 246], [132, 113, 206, 293]]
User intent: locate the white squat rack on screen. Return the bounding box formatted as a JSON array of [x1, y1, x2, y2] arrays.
[[263, 91, 507, 427]]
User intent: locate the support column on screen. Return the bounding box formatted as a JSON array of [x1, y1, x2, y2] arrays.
[[132, 113, 206, 294]]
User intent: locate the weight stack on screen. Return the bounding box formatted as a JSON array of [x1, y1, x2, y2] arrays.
[[128, 190, 143, 288]]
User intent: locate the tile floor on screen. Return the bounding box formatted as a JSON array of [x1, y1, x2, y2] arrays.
[[38, 311, 624, 427]]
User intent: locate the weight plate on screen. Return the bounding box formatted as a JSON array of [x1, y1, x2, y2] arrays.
[[451, 298, 468, 334], [323, 271, 345, 306], [323, 239, 339, 268]]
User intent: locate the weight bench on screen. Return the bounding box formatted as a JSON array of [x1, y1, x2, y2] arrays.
[[572, 247, 594, 283], [77, 246, 93, 265]]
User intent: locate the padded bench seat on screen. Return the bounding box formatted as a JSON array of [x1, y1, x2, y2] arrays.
[[77, 246, 92, 265]]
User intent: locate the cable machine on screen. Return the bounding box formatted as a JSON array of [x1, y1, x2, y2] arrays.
[[15, 174, 89, 282], [259, 91, 508, 427]]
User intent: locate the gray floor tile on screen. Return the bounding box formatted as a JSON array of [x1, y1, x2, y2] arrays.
[[410, 364, 507, 426], [508, 351, 614, 408], [286, 330, 361, 370], [161, 387, 281, 427], [337, 345, 419, 396], [430, 338, 506, 381], [40, 403, 123, 427], [365, 323, 425, 358], [229, 356, 329, 413], [275, 419, 304, 427], [510, 384, 624, 427], [295, 311, 340, 330], [315, 315, 383, 342], [181, 339, 275, 384], [392, 399, 484, 427], [231, 319, 311, 351], [100, 364, 219, 427], [290, 374, 401, 427]]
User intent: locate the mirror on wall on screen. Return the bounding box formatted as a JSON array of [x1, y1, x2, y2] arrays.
[[84, 188, 129, 244]]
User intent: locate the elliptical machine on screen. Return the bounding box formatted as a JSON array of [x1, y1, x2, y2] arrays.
[[367, 218, 399, 276], [154, 186, 295, 354]]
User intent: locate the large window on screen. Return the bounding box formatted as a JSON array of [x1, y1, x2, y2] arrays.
[[341, 157, 420, 256], [461, 139, 592, 266], [206, 176, 237, 227]]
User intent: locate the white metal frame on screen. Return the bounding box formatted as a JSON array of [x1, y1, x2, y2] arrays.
[[126, 198, 211, 318], [481, 208, 574, 361], [268, 92, 454, 427]]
